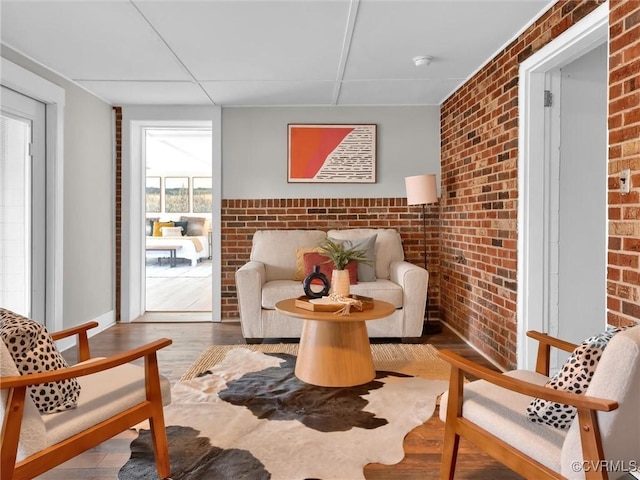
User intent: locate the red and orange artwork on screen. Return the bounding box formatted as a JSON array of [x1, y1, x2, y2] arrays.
[[287, 124, 376, 183]]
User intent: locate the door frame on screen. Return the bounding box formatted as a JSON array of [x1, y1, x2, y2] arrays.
[[120, 106, 222, 323], [517, 3, 609, 369], [1, 58, 65, 334], [139, 123, 214, 315], [1, 87, 46, 321]]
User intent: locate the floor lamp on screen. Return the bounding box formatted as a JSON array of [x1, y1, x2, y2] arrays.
[[405, 174, 442, 334]]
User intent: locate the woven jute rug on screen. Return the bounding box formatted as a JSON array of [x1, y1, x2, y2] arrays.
[[181, 342, 450, 381]]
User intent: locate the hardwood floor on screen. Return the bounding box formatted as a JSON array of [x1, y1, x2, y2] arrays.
[[145, 259, 212, 313], [38, 320, 524, 480]]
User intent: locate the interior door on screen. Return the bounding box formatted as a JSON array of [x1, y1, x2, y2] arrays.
[[555, 43, 608, 344], [542, 43, 608, 372], [517, 5, 608, 371], [0, 86, 46, 322], [548, 44, 607, 342]]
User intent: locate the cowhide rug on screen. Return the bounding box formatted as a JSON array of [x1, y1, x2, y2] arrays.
[[119, 348, 448, 480]]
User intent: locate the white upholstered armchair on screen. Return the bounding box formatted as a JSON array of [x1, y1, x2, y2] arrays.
[[438, 326, 640, 480], [1, 318, 172, 480], [235, 228, 429, 342]]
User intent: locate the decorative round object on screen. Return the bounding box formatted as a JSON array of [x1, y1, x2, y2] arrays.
[[303, 265, 330, 299]]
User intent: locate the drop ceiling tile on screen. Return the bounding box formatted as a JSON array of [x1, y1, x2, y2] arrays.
[[77, 81, 211, 105], [0, 0, 555, 106], [201, 81, 336, 106], [345, 0, 552, 80], [337, 79, 463, 106], [0, 1, 190, 81], [133, 0, 350, 81]]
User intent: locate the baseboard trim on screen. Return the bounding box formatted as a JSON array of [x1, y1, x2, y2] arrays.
[[56, 310, 115, 353], [441, 321, 508, 372]]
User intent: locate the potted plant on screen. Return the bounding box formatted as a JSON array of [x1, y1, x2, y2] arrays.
[[319, 238, 370, 297]]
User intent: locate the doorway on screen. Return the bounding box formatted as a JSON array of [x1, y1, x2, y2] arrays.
[[0, 86, 46, 322], [517, 4, 609, 370], [143, 127, 213, 318]]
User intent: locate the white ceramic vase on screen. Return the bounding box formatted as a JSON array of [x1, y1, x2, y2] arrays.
[[331, 269, 350, 297]]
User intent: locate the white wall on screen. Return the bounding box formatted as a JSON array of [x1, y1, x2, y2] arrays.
[[1, 45, 115, 331], [222, 106, 441, 199]]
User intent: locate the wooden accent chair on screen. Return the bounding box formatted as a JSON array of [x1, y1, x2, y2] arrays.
[[1, 321, 172, 480], [438, 327, 640, 480]]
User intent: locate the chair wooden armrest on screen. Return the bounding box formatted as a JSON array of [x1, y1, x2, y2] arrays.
[[526, 330, 579, 376], [1, 337, 173, 480], [438, 328, 640, 480], [0, 338, 172, 389], [439, 350, 616, 480], [438, 350, 617, 412], [49, 321, 99, 362]]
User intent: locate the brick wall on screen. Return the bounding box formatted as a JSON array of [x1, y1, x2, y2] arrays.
[[220, 198, 440, 319], [113, 106, 122, 322], [607, 0, 640, 327], [440, 0, 606, 368]]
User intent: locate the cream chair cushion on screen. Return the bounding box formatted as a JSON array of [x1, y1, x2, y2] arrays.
[[561, 326, 640, 479], [440, 326, 640, 479], [250, 230, 326, 281], [0, 341, 46, 460], [43, 358, 171, 447], [440, 370, 566, 472], [1, 343, 171, 462]]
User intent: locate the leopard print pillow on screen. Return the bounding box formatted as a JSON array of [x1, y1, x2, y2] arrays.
[[526, 327, 626, 429], [0, 308, 81, 414]]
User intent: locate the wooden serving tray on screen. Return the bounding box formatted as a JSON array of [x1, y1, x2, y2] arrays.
[[294, 295, 374, 312]]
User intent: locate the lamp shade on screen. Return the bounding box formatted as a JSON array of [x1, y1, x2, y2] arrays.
[[405, 174, 438, 205]]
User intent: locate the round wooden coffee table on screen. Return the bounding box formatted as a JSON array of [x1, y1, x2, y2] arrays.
[[275, 298, 396, 387]]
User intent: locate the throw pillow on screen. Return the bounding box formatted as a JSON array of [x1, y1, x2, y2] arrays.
[[303, 252, 357, 285], [145, 217, 159, 236], [329, 234, 377, 282], [180, 216, 206, 236], [153, 221, 174, 237], [293, 247, 324, 281], [174, 221, 188, 235], [0, 308, 81, 415], [161, 226, 183, 237], [526, 327, 628, 429]]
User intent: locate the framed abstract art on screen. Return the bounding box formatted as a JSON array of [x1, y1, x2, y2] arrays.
[[287, 124, 377, 183]]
